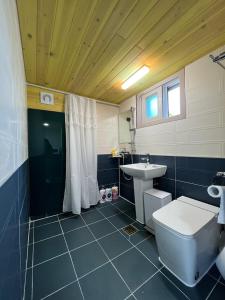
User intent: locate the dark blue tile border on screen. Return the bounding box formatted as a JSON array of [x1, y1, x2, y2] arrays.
[[119, 154, 225, 206], [0, 160, 29, 300], [97, 155, 119, 188]]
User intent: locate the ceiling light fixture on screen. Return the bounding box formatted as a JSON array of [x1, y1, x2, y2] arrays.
[[43, 123, 50, 127], [121, 65, 150, 90]]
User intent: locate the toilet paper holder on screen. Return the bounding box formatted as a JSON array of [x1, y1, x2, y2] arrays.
[[213, 172, 225, 186]]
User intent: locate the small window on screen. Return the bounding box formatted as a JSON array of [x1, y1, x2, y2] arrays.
[[137, 70, 185, 128], [163, 78, 181, 118], [145, 94, 158, 119]]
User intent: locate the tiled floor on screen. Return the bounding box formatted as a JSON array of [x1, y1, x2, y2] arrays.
[[24, 198, 225, 300]]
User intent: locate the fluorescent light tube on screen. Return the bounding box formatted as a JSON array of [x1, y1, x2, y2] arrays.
[[121, 66, 150, 90]]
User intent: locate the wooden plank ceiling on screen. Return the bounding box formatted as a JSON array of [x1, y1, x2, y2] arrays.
[[17, 0, 225, 103]]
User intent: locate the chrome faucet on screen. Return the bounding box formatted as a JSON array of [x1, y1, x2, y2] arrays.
[[141, 153, 150, 165]]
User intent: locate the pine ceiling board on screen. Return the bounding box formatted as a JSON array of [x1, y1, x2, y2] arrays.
[[94, 0, 197, 98], [17, 1, 225, 103], [16, 0, 37, 83], [52, 0, 98, 88], [71, 34, 126, 94], [60, 0, 119, 90], [73, 0, 157, 92], [91, 46, 143, 97], [77, 0, 177, 96], [68, 0, 138, 91], [109, 7, 225, 103], [117, 0, 158, 39], [36, 0, 58, 85], [138, 0, 197, 50], [111, 32, 225, 103], [144, 0, 224, 60], [95, 0, 223, 99], [44, 0, 78, 87]]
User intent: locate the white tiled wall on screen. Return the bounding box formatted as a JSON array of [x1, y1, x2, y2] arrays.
[[96, 103, 119, 154], [120, 46, 225, 158], [0, 0, 27, 187]]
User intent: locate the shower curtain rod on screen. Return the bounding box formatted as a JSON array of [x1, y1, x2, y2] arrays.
[[26, 82, 120, 107]]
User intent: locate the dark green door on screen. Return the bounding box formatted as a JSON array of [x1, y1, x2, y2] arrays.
[[28, 109, 66, 218]]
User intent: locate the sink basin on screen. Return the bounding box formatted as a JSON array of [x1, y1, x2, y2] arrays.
[[120, 163, 167, 180], [120, 163, 167, 224]]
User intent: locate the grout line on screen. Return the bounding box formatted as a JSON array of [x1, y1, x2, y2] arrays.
[[41, 280, 78, 300], [31, 216, 120, 246], [29, 200, 169, 300], [30, 196, 131, 229], [116, 195, 135, 206], [28, 251, 69, 269], [175, 179, 208, 188], [30, 213, 61, 223], [32, 219, 60, 229], [208, 272, 221, 282], [31, 233, 63, 245], [123, 269, 161, 299], [30, 204, 183, 300], [219, 277, 225, 287], [22, 221, 31, 300], [31, 204, 134, 246], [77, 261, 110, 281], [27, 228, 125, 271], [57, 216, 85, 300], [33, 209, 120, 234], [97, 207, 191, 299], [79, 213, 137, 300], [157, 270, 190, 300], [205, 276, 221, 300]]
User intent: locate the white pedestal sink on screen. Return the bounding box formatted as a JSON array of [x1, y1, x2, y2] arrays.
[[120, 163, 167, 224]]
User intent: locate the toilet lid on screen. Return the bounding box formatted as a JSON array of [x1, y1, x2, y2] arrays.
[[153, 200, 217, 237], [177, 196, 219, 214]]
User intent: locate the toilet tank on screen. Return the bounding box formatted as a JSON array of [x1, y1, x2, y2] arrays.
[[144, 189, 171, 233]]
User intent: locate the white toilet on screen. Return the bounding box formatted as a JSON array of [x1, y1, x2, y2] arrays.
[[153, 196, 221, 287]]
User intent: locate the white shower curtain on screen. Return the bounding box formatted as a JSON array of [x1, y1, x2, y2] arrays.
[[63, 94, 99, 214]]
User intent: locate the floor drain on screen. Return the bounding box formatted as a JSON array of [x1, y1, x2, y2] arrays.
[[122, 224, 138, 236]]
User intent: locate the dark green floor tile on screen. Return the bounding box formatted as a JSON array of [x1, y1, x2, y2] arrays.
[[137, 236, 161, 268], [45, 282, 83, 300], [82, 209, 104, 224], [34, 216, 58, 227], [113, 248, 157, 291], [70, 241, 108, 277], [33, 235, 67, 265], [208, 282, 225, 300], [99, 205, 121, 217], [65, 227, 94, 250], [33, 253, 75, 300], [60, 215, 85, 232], [34, 222, 61, 242], [79, 263, 130, 300], [99, 231, 132, 259], [108, 213, 133, 229], [161, 267, 217, 300], [134, 272, 187, 300], [89, 219, 116, 239]]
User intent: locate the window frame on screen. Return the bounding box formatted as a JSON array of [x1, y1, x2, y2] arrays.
[[136, 69, 186, 129]]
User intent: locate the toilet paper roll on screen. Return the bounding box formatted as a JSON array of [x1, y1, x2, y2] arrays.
[[207, 185, 225, 224]]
